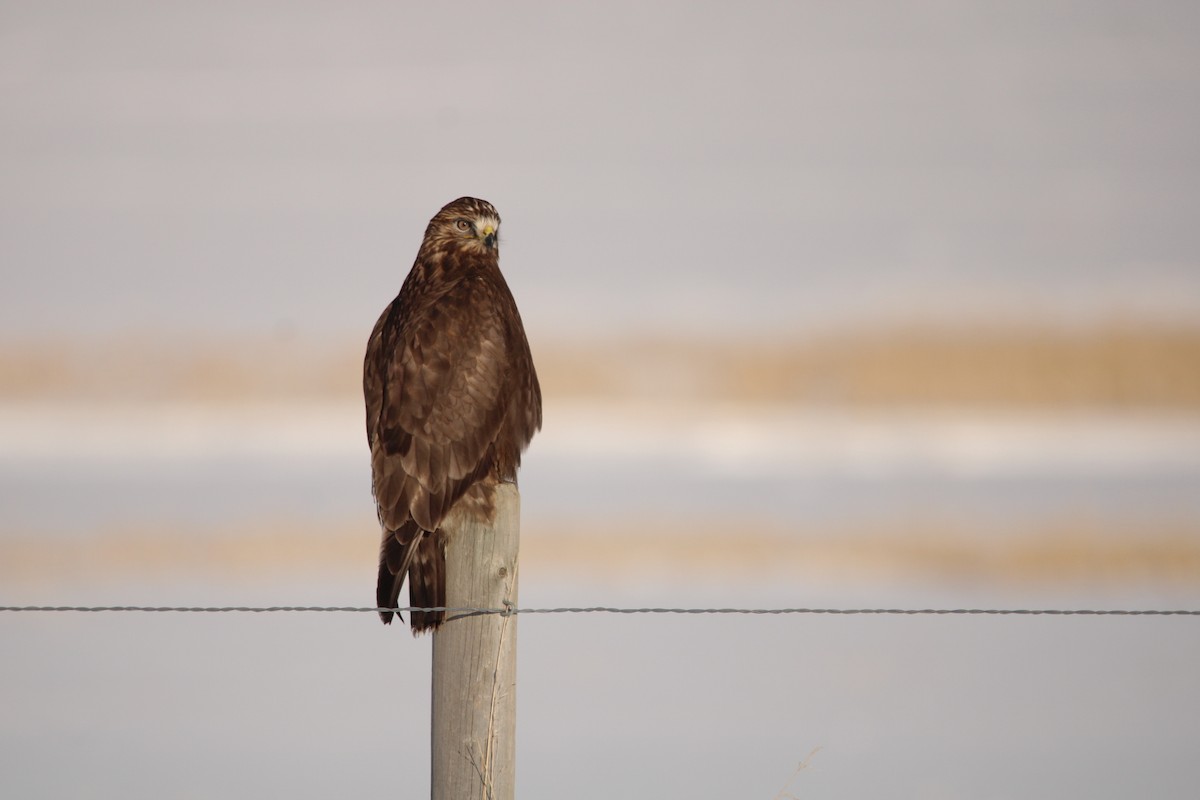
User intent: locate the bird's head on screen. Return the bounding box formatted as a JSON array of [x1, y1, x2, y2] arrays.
[[422, 196, 501, 257]]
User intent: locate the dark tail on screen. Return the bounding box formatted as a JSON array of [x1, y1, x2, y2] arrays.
[[376, 555, 403, 626], [377, 525, 447, 634], [407, 529, 447, 633]]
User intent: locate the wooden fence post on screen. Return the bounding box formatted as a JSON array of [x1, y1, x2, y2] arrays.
[[431, 482, 520, 800]]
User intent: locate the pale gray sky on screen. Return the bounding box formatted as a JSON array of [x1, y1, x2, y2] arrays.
[[2, 1, 1198, 338]]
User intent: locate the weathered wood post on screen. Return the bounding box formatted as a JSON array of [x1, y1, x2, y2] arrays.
[[431, 482, 520, 800]]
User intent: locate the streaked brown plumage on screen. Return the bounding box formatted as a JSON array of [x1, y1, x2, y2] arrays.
[[364, 197, 541, 633]]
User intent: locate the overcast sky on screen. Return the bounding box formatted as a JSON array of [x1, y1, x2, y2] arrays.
[[2, 1, 1198, 339]]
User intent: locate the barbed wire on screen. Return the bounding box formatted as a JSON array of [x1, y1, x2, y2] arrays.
[[1, 605, 1197, 616]]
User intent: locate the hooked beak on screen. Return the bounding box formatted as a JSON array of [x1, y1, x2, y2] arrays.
[[481, 224, 497, 249]]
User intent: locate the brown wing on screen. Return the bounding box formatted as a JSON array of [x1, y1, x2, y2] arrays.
[[366, 278, 515, 534]]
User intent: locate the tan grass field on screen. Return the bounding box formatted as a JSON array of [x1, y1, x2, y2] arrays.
[[4, 515, 1198, 589], [2, 323, 1199, 408]]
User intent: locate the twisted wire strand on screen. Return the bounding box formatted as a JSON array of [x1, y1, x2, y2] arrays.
[[1, 605, 1197, 616]]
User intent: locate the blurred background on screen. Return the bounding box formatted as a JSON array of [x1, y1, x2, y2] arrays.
[[3, 2, 1199, 798]]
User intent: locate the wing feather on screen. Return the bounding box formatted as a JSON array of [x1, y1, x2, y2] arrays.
[[366, 273, 513, 537]]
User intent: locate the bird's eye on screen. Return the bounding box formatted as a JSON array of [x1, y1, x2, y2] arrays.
[[455, 219, 471, 232]]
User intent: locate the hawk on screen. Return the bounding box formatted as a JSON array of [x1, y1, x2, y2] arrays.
[[364, 197, 541, 633]]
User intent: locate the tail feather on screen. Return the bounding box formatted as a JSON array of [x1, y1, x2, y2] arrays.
[[376, 556, 404, 625], [408, 529, 447, 633], [376, 525, 447, 634], [377, 521, 422, 625]]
